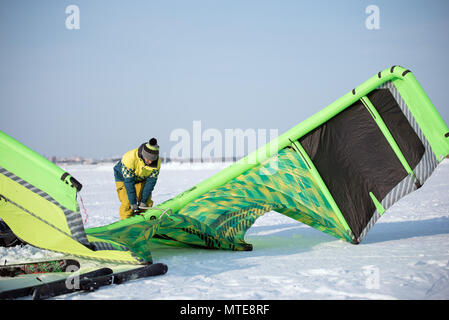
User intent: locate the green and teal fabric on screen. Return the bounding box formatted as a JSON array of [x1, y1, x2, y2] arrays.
[[152, 147, 353, 252]]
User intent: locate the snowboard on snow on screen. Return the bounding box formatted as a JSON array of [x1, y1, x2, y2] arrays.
[[0, 262, 168, 300]]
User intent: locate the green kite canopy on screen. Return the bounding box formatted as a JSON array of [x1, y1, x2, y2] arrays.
[[1, 66, 448, 264]]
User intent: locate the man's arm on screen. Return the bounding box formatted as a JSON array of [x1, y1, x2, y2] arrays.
[[121, 165, 138, 206], [140, 170, 159, 205]]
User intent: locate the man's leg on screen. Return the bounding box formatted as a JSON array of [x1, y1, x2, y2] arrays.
[[144, 193, 154, 208], [116, 181, 132, 220]]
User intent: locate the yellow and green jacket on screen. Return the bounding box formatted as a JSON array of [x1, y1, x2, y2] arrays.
[[113, 145, 161, 205]]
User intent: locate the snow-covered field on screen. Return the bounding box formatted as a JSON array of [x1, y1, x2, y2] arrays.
[[1, 160, 449, 300]]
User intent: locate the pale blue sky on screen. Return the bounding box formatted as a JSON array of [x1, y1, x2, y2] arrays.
[[1, 0, 448, 158]]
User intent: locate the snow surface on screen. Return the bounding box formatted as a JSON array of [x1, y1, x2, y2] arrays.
[[1, 160, 449, 300]]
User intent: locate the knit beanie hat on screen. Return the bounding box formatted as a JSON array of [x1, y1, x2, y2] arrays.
[[141, 138, 159, 162]]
